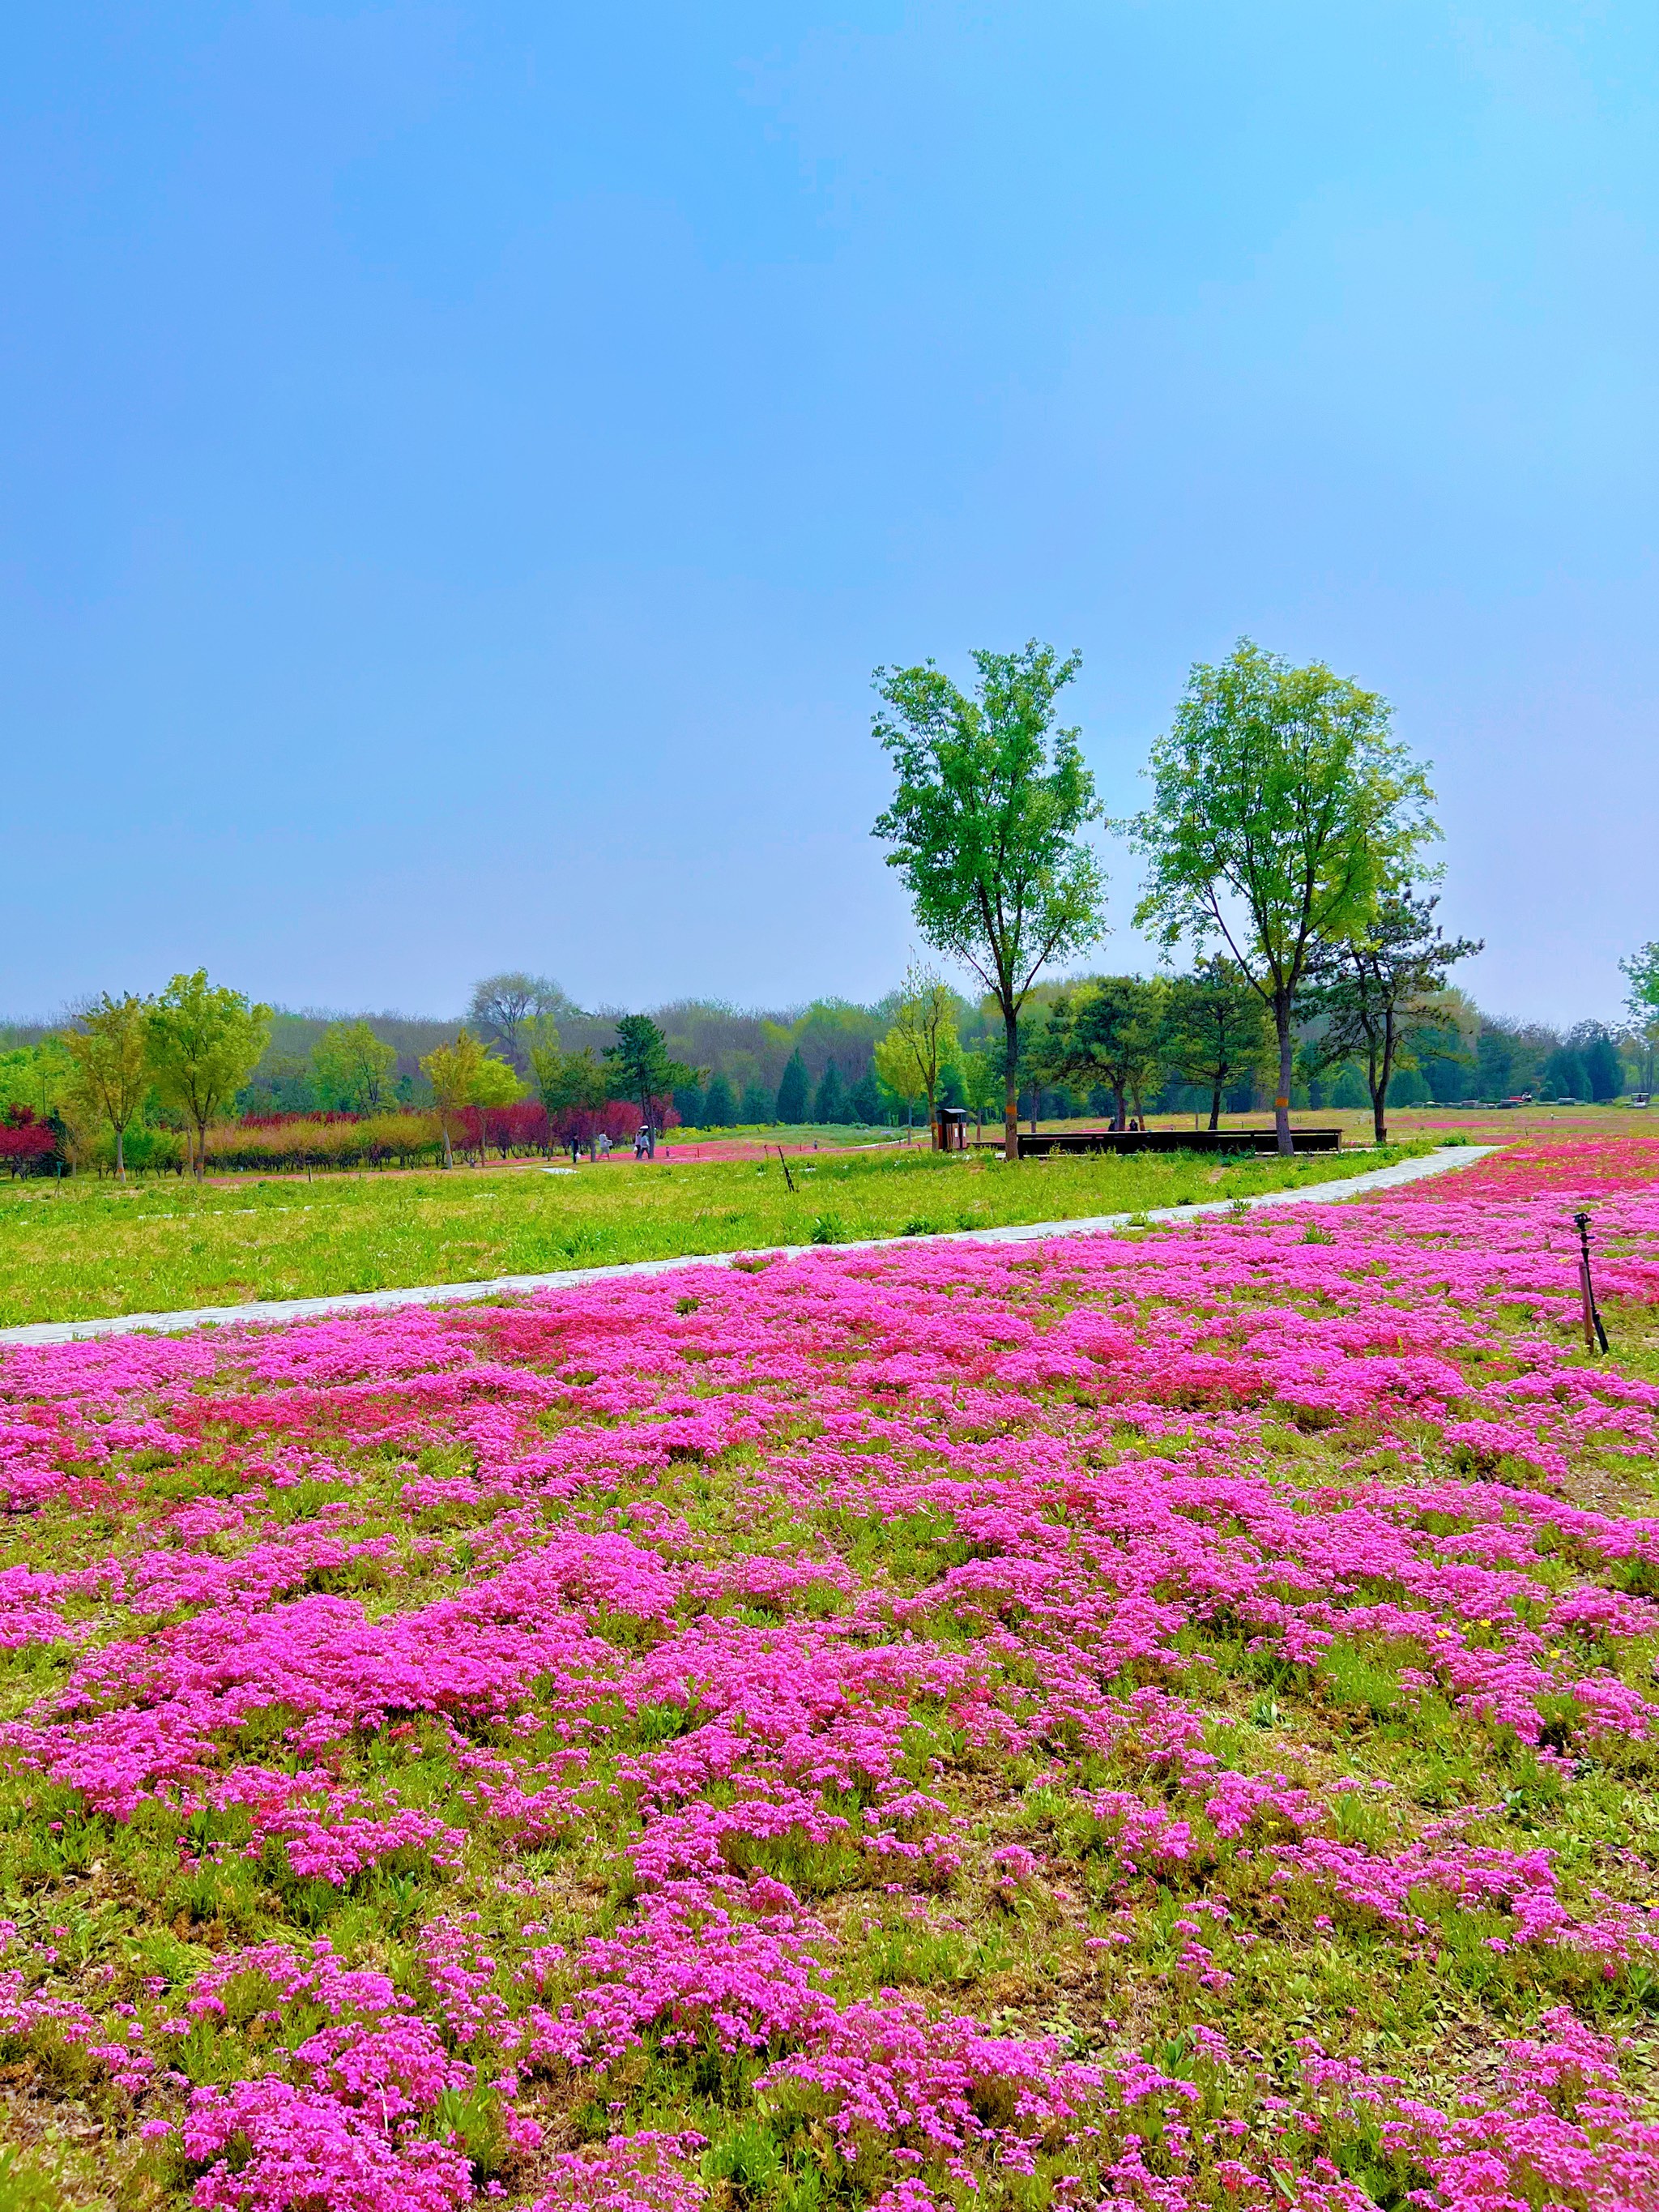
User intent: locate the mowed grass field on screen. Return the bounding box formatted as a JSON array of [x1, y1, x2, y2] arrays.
[[0, 1139, 1434, 1327]]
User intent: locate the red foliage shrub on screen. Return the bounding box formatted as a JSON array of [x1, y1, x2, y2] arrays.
[[0, 1106, 58, 1173], [476, 1102, 552, 1158]]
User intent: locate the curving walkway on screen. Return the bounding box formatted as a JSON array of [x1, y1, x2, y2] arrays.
[[0, 1144, 1498, 1349]]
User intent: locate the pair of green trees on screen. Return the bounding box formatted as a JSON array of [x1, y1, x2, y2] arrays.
[[310, 1020, 398, 1112], [1035, 902, 1478, 1143], [62, 971, 273, 1180], [1042, 961, 1269, 1132], [872, 637, 1459, 1157], [417, 1030, 524, 1169]]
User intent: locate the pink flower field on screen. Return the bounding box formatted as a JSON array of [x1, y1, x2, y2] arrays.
[[3, 1136, 1659, 2212]]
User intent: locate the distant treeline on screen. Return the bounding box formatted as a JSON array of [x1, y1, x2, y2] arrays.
[[4, 968, 1648, 1175], [221, 993, 1644, 1124]]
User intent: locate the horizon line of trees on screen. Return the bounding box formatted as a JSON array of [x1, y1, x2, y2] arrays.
[[4, 946, 1654, 1180]]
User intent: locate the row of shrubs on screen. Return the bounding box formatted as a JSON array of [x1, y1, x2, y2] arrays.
[[199, 1111, 450, 1172], [68, 1099, 660, 1178]]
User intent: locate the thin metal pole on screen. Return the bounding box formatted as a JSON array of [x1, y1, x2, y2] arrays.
[[1573, 1211, 1610, 1353]]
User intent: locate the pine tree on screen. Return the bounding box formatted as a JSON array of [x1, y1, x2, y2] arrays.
[[739, 1081, 773, 1124], [1574, 1027, 1623, 1103], [703, 1073, 737, 1125], [672, 1083, 705, 1128], [775, 1050, 809, 1125], [812, 1061, 853, 1124], [601, 1014, 698, 1159], [1541, 1046, 1586, 1100], [850, 1070, 881, 1124]]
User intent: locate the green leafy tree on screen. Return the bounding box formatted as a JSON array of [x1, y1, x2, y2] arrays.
[[242, 1052, 318, 1114], [526, 1019, 572, 1117], [872, 963, 960, 1143], [531, 1044, 609, 1152], [311, 1021, 397, 1112], [702, 1072, 737, 1126], [418, 1031, 515, 1166], [1618, 945, 1659, 1091], [0, 1039, 75, 1122], [775, 1050, 810, 1126], [1621, 943, 1659, 1023], [1158, 958, 1273, 1130], [1047, 976, 1164, 1130], [957, 1048, 1003, 1138], [145, 971, 272, 1180], [872, 640, 1107, 1160], [471, 1053, 522, 1108], [1301, 890, 1482, 1142], [420, 1031, 485, 1169], [603, 1015, 697, 1159], [61, 993, 151, 1180], [849, 1069, 882, 1125], [1128, 640, 1437, 1155], [740, 1078, 774, 1125]]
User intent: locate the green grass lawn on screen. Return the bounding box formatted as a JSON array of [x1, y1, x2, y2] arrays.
[[0, 1139, 1434, 1328]]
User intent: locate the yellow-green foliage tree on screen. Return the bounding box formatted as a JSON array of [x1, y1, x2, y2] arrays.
[[0, 1038, 75, 1122], [312, 1021, 397, 1112], [420, 1031, 518, 1167], [144, 971, 272, 1180], [471, 1054, 522, 1108], [872, 963, 960, 1142], [61, 993, 151, 1179], [420, 1032, 483, 1170]]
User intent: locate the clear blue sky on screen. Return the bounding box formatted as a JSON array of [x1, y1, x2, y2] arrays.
[[3, 3, 1654, 1027]]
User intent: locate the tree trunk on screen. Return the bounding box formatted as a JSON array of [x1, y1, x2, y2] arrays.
[[115, 1126, 126, 1181], [1372, 1043, 1391, 1145], [1004, 1008, 1020, 1162], [1111, 1085, 1126, 1131], [1274, 1005, 1294, 1156], [441, 1121, 454, 1169], [1208, 1085, 1222, 1132]]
